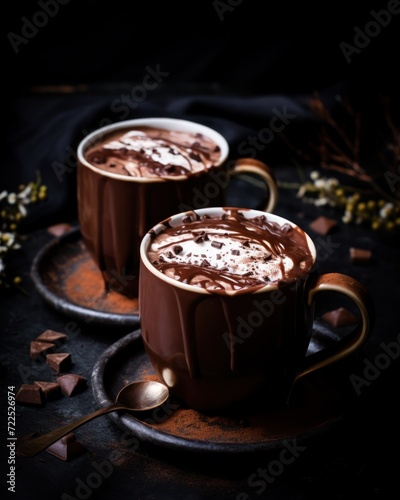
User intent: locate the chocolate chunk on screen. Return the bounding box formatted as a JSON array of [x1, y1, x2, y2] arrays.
[[201, 259, 211, 267], [46, 353, 72, 373], [211, 240, 223, 249], [309, 216, 338, 235], [173, 245, 183, 254], [189, 152, 201, 162], [349, 247, 372, 264], [322, 307, 358, 328], [231, 249, 240, 255], [194, 235, 205, 243], [34, 381, 62, 401], [16, 384, 45, 406], [30, 341, 56, 361], [46, 433, 86, 461], [242, 240, 250, 248], [36, 329, 68, 345], [57, 374, 87, 396], [46, 223, 72, 237]]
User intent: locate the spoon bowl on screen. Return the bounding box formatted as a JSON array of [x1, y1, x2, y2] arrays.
[[17, 380, 169, 458]]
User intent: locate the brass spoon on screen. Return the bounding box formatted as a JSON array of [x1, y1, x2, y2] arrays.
[[17, 380, 169, 458]]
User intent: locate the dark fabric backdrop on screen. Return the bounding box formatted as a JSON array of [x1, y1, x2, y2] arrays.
[[4, 0, 400, 230]]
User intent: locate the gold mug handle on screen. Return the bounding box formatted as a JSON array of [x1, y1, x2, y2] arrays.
[[229, 158, 279, 213], [294, 272, 374, 386]]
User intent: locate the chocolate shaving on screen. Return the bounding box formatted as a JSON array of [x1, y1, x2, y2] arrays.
[[173, 245, 183, 254], [231, 249, 240, 255], [211, 241, 223, 249], [194, 235, 205, 243], [189, 152, 201, 162]]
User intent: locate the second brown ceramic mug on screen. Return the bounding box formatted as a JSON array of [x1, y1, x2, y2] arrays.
[[77, 118, 278, 298]]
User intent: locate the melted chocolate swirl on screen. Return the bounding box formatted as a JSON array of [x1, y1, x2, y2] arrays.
[[148, 209, 314, 293], [84, 127, 221, 178]]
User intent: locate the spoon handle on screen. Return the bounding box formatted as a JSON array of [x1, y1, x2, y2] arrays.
[[17, 404, 123, 458]]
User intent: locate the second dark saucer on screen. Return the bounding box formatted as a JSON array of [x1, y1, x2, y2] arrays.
[[31, 227, 140, 327]]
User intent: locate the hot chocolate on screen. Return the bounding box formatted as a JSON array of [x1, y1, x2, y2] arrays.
[[148, 209, 314, 292], [140, 207, 372, 411], [84, 126, 222, 178], [78, 118, 278, 298]]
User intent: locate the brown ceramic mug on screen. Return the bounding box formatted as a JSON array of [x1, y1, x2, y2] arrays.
[[77, 118, 278, 298], [139, 207, 373, 412]]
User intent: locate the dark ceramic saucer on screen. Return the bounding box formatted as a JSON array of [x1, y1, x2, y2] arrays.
[[30, 227, 140, 327], [91, 327, 358, 455]]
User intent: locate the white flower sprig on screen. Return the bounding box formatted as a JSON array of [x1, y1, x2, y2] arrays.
[[295, 170, 400, 232], [0, 172, 47, 291]]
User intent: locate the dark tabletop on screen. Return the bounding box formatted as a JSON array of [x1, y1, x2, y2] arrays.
[[3, 3, 400, 497], [1, 164, 400, 499]]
